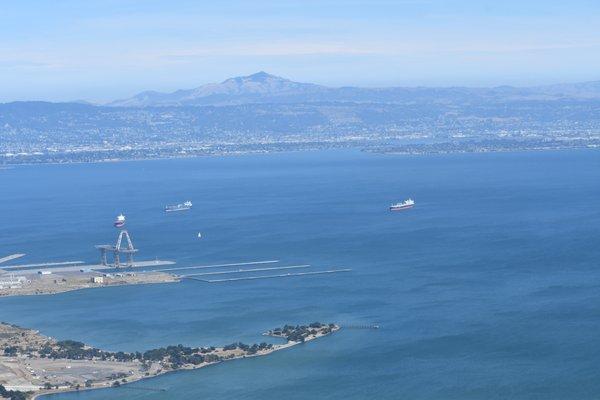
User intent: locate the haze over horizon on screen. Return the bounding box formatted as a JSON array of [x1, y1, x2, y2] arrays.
[[2, 0, 600, 102]]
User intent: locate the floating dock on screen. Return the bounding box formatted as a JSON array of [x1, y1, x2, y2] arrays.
[[180, 265, 310, 277], [0, 254, 26, 265], [341, 324, 380, 330], [185, 268, 352, 283], [1, 261, 84, 270], [155, 260, 279, 273]]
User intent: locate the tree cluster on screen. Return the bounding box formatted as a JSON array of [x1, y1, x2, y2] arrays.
[[0, 384, 27, 400]]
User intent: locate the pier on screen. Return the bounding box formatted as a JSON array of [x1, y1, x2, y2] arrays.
[[0, 254, 26, 265], [4, 260, 175, 275], [341, 324, 381, 330], [154, 260, 279, 273], [0, 261, 84, 270], [180, 265, 310, 277], [175, 259, 353, 284], [185, 268, 352, 283], [2, 222, 353, 293]]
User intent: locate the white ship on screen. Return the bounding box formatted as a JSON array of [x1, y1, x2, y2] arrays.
[[390, 199, 414, 211], [114, 214, 126, 227], [165, 201, 192, 212]]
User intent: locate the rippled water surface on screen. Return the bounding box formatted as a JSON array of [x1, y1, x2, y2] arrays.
[[1, 150, 599, 399]]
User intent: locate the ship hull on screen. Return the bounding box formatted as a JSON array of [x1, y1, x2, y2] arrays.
[[390, 205, 413, 211], [165, 207, 191, 212]]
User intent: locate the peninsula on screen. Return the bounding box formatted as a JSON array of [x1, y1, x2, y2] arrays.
[[0, 321, 338, 399]]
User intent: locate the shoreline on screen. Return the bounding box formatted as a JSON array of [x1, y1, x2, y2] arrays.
[[1, 145, 598, 168], [0, 146, 348, 167], [0, 322, 339, 400], [30, 339, 302, 400]]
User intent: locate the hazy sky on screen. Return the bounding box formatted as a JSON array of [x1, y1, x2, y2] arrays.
[[2, 0, 600, 102]]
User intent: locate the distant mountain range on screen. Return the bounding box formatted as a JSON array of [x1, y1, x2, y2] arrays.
[[2, 71, 600, 164], [108, 71, 600, 107], [110, 71, 326, 107]]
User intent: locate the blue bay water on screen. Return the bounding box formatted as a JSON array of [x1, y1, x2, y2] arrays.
[[1, 149, 600, 399]]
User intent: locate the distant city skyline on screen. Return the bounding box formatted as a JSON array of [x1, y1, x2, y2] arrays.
[[2, 0, 600, 102]]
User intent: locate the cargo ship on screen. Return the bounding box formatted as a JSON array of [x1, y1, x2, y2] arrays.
[[165, 201, 192, 212], [114, 214, 126, 228], [390, 199, 414, 211]]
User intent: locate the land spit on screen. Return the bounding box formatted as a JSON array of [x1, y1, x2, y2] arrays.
[[0, 322, 339, 399]]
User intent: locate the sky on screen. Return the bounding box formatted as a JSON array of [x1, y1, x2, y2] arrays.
[[1, 0, 600, 102]]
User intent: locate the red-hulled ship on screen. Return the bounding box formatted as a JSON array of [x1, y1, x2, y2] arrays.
[[114, 214, 126, 228]]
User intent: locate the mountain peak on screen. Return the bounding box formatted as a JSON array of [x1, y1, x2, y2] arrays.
[[249, 71, 274, 79], [110, 72, 322, 107], [222, 71, 285, 84]]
